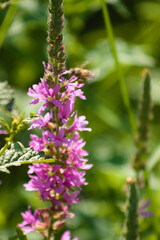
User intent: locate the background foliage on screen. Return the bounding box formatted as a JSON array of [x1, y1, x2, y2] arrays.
[[0, 0, 160, 239]]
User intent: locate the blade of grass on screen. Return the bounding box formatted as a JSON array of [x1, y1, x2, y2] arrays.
[[0, 5, 17, 49], [100, 0, 137, 136]]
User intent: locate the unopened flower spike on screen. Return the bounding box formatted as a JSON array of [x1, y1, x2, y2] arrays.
[[124, 177, 139, 240], [47, 0, 66, 76], [132, 69, 152, 171]]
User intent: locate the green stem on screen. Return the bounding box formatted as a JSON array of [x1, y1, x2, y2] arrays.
[[2, 159, 66, 173], [47, 211, 54, 240], [20, 158, 57, 165], [100, 0, 137, 136], [0, 5, 17, 49], [54, 64, 60, 160]]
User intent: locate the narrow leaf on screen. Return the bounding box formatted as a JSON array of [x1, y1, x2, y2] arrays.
[[100, 0, 137, 135], [0, 116, 10, 133]]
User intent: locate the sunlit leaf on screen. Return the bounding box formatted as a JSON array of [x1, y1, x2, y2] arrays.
[[0, 116, 10, 133], [0, 142, 46, 173]]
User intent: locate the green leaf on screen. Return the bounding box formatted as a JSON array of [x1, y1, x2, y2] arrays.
[[0, 81, 15, 113], [0, 142, 48, 174], [16, 226, 28, 240], [0, 116, 10, 133], [11, 112, 26, 135]]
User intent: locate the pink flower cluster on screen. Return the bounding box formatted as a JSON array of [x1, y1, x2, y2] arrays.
[[19, 63, 92, 238]]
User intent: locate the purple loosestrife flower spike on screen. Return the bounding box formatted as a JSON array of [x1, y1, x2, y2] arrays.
[[19, 0, 92, 238], [21, 68, 92, 238]]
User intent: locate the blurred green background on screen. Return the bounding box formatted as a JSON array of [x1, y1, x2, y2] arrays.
[[1, 0, 160, 239]]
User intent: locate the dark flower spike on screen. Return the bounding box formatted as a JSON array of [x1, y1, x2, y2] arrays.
[[124, 177, 139, 240], [133, 69, 153, 171], [47, 0, 66, 76]]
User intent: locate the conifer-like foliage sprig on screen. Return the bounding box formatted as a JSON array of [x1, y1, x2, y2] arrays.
[[124, 177, 139, 240], [47, 0, 66, 76], [133, 69, 152, 171]]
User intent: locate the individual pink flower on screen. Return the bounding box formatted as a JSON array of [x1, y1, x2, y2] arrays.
[[58, 99, 75, 124], [18, 207, 49, 236], [64, 191, 80, 205], [68, 113, 91, 132], [61, 230, 78, 240], [28, 79, 62, 114], [46, 127, 69, 147], [29, 112, 53, 130], [60, 74, 86, 100], [29, 131, 50, 151]]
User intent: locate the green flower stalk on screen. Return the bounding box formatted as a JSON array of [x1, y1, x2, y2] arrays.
[[132, 69, 152, 171], [124, 177, 139, 240], [100, 0, 137, 136]]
